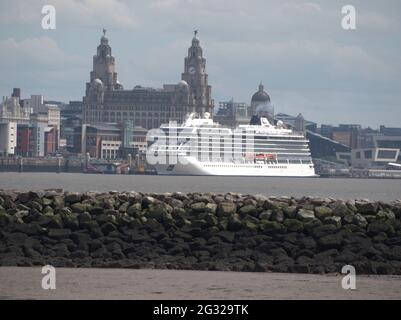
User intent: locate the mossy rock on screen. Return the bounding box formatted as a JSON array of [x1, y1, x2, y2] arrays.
[[367, 220, 395, 236], [205, 213, 218, 226], [314, 206, 333, 220], [312, 224, 338, 238], [260, 220, 286, 234], [323, 216, 342, 228], [205, 203, 217, 214], [217, 202, 237, 216], [228, 214, 243, 231], [259, 210, 272, 220], [239, 205, 257, 216], [283, 219, 304, 232], [283, 205, 297, 218], [297, 209, 316, 221], [127, 203, 142, 216]]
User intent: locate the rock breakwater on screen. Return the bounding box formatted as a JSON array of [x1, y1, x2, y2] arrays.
[[1, 190, 401, 274]]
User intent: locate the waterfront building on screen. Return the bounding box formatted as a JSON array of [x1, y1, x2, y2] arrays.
[[76, 123, 121, 159], [249, 83, 274, 123], [372, 135, 401, 163], [351, 147, 400, 169], [83, 30, 213, 129], [320, 124, 333, 138], [332, 124, 361, 149], [0, 89, 62, 157], [23, 95, 61, 139], [181, 30, 213, 115], [75, 122, 147, 160], [380, 125, 401, 136], [275, 113, 317, 132], [15, 123, 58, 157], [318, 124, 361, 149], [60, 115, 82, 152], [214, 100, 250, 127], [294, 113, 306, 133], [0, 91, 30, 124], [61, 101, 83, 119], [59, 101, 83, 153], [0, 122, 17, 156], [0, 89, 30, 156]]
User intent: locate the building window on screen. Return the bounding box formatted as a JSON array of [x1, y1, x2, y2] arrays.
[[356, 151, 361, 159], [377, 150, 397, 159], [364, 150, 372, 159]]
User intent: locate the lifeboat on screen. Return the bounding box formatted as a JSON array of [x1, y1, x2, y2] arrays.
[[255, 153, 277, 160]]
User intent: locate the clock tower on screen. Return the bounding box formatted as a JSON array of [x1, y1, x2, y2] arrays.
[[181, 31, 213, 115]]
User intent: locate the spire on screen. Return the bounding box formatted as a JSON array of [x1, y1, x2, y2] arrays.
[[100, 28, 109, 45], [192, 30, 200, 47], [259, 82, 264, 92]]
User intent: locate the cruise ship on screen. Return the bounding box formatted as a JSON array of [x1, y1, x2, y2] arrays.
[[146, 113, 316, 177]]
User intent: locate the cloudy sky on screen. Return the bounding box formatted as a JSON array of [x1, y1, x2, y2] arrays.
[[0, 0, 400, 127]]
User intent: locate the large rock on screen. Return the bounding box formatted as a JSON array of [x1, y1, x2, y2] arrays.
[[205, 213, 218, 226], [0, 211, 11, 226], [127, 203, 142, 216], [283, 205, 298, 218], [228, 214, 243, 231], [283, 219, 304, 232], [147, 203, 173, 222], [217, 202, 236, 216], [367, 220, 395, 236], [71, 202, 87, 213], [353, 214, 368, 228], [377, 210, 396, 221], [323, 216, 342, 228], [190, 202, 206, 212], [14, 223, 44, 236], [239, 205, 257, 216], [331, 201, 353, 217], [64, 193, 82, 204], [356, 201, 379, 215], [314, 206, 333, 220], [271, 210, 285, 223], [205, 203, 217, 214], [260, 221, 286, 234], [318, 233, 343, 249], [48, 228, 72, 239], [312, 224, 338, 238], [297, 209, 316, 221], [217, 231, 235, 243], [61, 212, 79, 230]]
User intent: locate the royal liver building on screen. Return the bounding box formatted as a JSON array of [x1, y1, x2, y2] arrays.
[[83, 30, 213, 129]]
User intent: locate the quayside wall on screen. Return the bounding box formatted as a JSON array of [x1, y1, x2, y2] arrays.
[[1, 190, 401, 274]]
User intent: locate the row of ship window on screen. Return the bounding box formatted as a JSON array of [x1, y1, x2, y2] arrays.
[[203, 164, 289, 169]]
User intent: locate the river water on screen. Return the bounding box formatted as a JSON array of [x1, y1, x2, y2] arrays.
[[0, 172, 400, 201]]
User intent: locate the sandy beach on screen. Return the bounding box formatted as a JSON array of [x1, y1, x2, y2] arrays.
[[0, 267, 400, 300]]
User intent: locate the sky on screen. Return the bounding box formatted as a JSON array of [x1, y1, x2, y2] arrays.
[[0, 0, 400, 128]]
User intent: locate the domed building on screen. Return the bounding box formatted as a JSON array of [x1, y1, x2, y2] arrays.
[[249, 82, 274, 122]]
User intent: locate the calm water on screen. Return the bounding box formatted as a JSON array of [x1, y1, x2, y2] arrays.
[[0, 172, 400, 201]]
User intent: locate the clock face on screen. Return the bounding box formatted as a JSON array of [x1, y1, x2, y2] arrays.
[[189, 66, 196, 74]]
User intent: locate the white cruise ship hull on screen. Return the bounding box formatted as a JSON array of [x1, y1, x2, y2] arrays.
[[154, 156, 316, 177]]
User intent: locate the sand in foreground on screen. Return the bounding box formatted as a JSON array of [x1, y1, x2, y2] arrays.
[[0, 267, 400, 300]]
